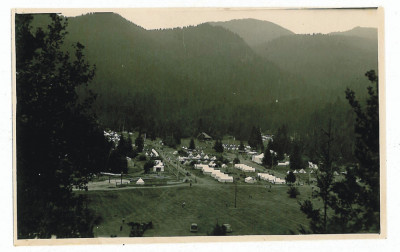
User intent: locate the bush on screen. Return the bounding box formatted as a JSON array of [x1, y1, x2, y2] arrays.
[[144, 160, 155, 174], [287, 186, 300, 198], [178, 149, 188, 157], [210, 223, 226, 236], [233, 157, 240, 164], [285, 171, 296, 185], [137, 154, 147, 161]]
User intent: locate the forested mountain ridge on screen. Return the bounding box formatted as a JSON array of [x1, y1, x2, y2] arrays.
[[329, 26, 378, 40], [32, 13, 309, 139], [29, 13, 377, 149], [209, 18, 295, 47], [253, 33, 378, 95]]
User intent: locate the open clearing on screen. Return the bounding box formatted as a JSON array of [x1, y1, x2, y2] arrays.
[[83, 183, 313, 237]]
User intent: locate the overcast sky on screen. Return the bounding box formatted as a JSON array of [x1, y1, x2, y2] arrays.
[[58, 8, 380, 34]]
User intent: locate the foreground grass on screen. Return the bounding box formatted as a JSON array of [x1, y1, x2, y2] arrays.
[[83, 183, 313, 237]]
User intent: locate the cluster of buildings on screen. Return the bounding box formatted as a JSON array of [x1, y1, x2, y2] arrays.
[[234, 163, 256, 172], [257, 173, 286, 184], [194, 164, 233, 183]]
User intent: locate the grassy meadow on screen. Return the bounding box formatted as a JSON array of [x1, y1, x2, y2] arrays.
[[83, 183, 315, 237]]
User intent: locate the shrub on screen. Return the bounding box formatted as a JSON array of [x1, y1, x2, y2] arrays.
[[287, 186, 300, 198], [210, 223, 226, 236], [144, 160, 155, 174], [137, 154, 147, 161]]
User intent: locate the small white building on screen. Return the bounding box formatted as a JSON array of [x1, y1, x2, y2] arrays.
[[153, 160, 164, 172]]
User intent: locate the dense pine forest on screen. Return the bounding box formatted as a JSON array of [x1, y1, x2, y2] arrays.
[[30, 13, 377, 150]]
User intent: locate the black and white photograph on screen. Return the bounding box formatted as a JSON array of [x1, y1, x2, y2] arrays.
[[12, 6, 386, 246]]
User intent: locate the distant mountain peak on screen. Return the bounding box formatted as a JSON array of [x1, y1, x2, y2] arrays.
[[329, 26, 377, 40], [209, 18, 294, 47]]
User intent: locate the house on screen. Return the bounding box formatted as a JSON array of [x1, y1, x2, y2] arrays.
[[197, 132, 212, 141], [153, 160, 164, 172]]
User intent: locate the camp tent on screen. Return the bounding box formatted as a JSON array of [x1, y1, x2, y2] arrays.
[[299, 169, 306, 174], [136, 178, 144, 185], [245, 177, 256, 183], [252, 153, 264, 164]]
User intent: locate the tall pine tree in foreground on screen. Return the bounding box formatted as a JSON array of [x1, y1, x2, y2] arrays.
[[299, 70, 380, 234], [330, 70, 380, 233], [16, 14, 108, 238]]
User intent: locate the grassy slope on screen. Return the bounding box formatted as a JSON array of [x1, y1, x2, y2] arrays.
[[84, 184, 312, 237]]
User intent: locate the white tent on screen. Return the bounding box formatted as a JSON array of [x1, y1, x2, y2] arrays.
[[293, 170, 298, 174], [299, 169, 306, 174], [308, 161, 318, 169], [218, 175, 233, 183], [252, 153, 264, 164], [202, 167, 213, 175], [211, 156, 217, 161], [275, 178, 286, 184], [151, 149, 159, 157], [136, 178, 144, 185], [234, 163, 255, 172], [221, 164, 227, 168], [204, 155, 210, 160], [211, 170, 222, 178], [173, 151, 178, 155], [245, 177, 256, 183]]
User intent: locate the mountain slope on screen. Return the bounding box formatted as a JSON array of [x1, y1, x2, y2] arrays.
[[253, 33, 378, 95], [55, 13, 305, 138], [28, 13, 376, 142], [209, 18, 294, 48], [329, 26, 378, 41]]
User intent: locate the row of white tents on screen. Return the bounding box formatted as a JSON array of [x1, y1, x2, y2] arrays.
[[178, 154, 217, 162], [234, 164, 256, 172], [257, 173, 286, 184], [287, 169, 307, 174], [287, 169, 340, 175], [194, 164, 234, 183]]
